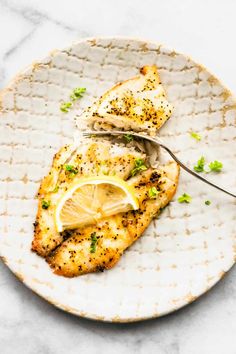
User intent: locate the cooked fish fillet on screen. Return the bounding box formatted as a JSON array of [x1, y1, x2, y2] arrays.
[[47, 162, 179, 277], [79, 65, 172, 135], [32, 140, 145, 257]]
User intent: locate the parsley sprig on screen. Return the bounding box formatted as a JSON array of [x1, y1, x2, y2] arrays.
[[148, 187, 159, 199], [178, 193, 192, 203], [64, 164, 78, 178], [70, 87, 86, 101], [208, 160, 223, 172], [60, 87, 86, 113], [131, 158, 147, 177], [42, 200, 51, 209], [124, 134, 134, 143], [60, 102, 72, 113], [190, 131, 201, 141], [194, 156, 205, 172], [90, 232, 98, 253]]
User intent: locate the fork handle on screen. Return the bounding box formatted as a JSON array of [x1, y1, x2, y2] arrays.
[[160, 144, 236, 198]]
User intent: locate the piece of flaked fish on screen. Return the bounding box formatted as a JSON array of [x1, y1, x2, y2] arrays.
[[78, 65, 172, 136]]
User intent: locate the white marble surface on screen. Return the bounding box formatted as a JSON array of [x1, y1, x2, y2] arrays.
[[0, 0, 236, 353]]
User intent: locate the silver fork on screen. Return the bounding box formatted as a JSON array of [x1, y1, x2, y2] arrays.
[[82, 130, 236, 198]]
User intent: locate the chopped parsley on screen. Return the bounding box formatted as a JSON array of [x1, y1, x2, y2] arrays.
[[124, 134, 134, 143], [64, 165, 78, 175], [70, 87, 86, 101], [52, 185, 59, 193], [131, 158, 147, 177], [60, 87, 86, 112], [190, 131, 201, 141], [193, 156, 205, 173], [208, 160, 223, 172], [42, 200, 51, 209], [205, 200, 211, 206], [148, 187, 159, 199], [90, 232, 98, 253], [178, 193, 192, 203], [60, 101, 72, 113]]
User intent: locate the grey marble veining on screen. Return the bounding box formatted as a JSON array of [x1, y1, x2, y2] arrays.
[[0, 0, 236, 353]]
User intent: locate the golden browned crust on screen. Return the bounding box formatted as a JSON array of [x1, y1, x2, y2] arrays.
[[82, 65, 172, 135], [47, 162, 179, 277], [32, 141, 145, 257], [140, 65, 160, 81], [32, 145, 76, 256], [38, 145, 76, 196]]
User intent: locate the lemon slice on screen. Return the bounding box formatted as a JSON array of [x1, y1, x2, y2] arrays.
[[55, 175, 139, 232]]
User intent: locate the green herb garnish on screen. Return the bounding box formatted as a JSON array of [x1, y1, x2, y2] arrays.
[[124, 134, 134, 143], [190, 131, 201, 141], [194, 156, 205, 173], [205, 200, 211, 206], [42, 200, 51, 209], [90, 232, 98, 253], [148, 187, 159, 199], [178, 193, 192, 203], [208, 160, 223, 172], [194, 157, 223, 173], [60, 101, 72, 113], [64, 165, 78, 175], [131, 158, 147, 177], [52, 185, 59, 193], [70, 87, 86, 101], [60, 87, 86, 112]]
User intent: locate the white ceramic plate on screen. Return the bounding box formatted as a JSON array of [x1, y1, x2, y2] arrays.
[[0, 38, 235, 322]]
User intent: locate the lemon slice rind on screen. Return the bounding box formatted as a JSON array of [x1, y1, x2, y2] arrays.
[[55, 175, 139, 232]]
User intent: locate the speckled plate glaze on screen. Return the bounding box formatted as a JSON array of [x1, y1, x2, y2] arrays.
[[0, 38, 235, 322]]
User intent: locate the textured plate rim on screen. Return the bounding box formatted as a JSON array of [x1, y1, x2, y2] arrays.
[[0, 36, 235, 323]]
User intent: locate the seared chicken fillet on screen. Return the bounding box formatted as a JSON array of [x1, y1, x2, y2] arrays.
[[79, 65, 172, 135], [47, 162, 179, 277]]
